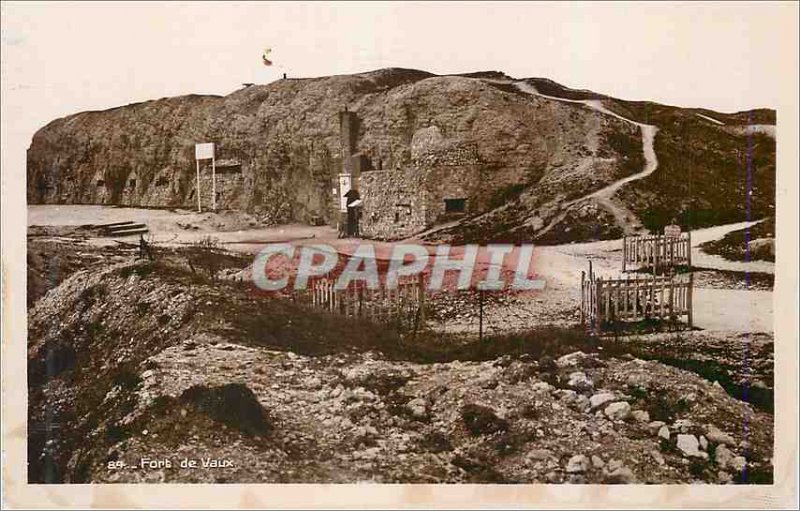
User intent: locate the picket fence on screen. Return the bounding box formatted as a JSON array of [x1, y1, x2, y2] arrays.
[[623, 233, 692, 273], [581, 265, 693, 330], [300, 274, 426, 327]]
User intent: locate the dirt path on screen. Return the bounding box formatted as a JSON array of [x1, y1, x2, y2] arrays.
[[512, 81, 659, 236], [688, 220, 775, 274], [549, 220, 774, 274], [29, 205, 773, 334]]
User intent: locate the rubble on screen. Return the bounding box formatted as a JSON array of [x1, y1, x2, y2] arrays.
[[715, 445, 747, 474], [676, 434, 708, 459], [27, 258, 775, 484], [567, 372, 593, 391], [706, 424, 736, 446], [589, 392, 617, 410], [604, 402, 631, 421], [565, 455, 590, 473]]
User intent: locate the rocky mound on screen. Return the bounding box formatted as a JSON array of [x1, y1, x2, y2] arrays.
[[28, 256, 773, 483], [27, 68, 775, 243], [84, 344, 773, 484]]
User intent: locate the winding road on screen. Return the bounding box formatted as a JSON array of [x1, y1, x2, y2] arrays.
[[512, 81, 659, 236]]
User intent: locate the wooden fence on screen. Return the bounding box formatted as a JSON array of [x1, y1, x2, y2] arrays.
[[623, 233, 691, 272], [299, 274, 426, 328], [581, 266, 693, 330]]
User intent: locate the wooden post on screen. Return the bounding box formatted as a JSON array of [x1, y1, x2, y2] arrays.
[[417, 273, 426, 323], [211, 154, 217, 211], [687, 231, 692, 269], [668, 278, 674, 320], [196, 159, 202, 212], [478, 289, 485, 342], [623, 236, 627, 272], [623, 275, 629, 320], [687, 272, 694, 329], [595, 277, 603, 326], [580, 271, 586, 325], [595, 277, 603, 330]]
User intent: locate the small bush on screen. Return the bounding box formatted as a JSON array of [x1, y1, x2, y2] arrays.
[[186, 236, 224, 280]]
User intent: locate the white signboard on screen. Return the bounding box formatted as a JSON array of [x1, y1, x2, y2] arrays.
[[664, 224, 682, 238], [195, 142, 215, 160], [338, 174, 351, 212]]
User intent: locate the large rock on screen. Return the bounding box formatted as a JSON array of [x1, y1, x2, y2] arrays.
[[604, 401, 631, 421], [406, 398, 428, 419], [589, 392, 617, 410], [715, 445, 746, 473], [556, 351, 591, 368], [179, 383, 271, 436], [747, 238, 775, 259], [604, 460, 637, 484], [706, 424, 736, 446], [676, 434, 708, 459], [567, 371, 593, 391], [565, 454, 590, 473], [605, 466, 636, 484], [526, 449, 555, 462]]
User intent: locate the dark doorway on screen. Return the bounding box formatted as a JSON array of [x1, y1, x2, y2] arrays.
[[444, 198, 466, 214]]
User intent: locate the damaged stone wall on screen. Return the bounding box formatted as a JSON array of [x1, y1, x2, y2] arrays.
[[357, 124, 508, 239], [358, 162, 486, 239], [359, 168, 427, 239]]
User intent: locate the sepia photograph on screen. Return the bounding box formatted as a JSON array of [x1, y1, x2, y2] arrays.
[[2, 1, 798, 508]]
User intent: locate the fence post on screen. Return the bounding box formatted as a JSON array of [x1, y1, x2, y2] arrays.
[[596, 277, 604, 327], [668, 278, 675, 321], [417, 273, 426, 323], [623, 236, 627, 272], [623, 274, 629, 320], [580, 271, 586, 325], [687, 231, 692, 269], [687, 271, 694, 329], [636, 237, 640, 268], [478, 289, 485, 342]]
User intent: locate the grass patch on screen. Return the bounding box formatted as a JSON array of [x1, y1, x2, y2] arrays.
[[700, 217, 775, 262]]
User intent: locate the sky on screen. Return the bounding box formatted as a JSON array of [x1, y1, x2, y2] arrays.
[[1, 1, 798, 165]]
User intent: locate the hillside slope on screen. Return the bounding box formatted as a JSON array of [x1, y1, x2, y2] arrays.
[[28, 256, 773, 483], [27, 68, 775, 242]]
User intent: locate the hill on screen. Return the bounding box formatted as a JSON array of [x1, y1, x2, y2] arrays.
[[27, 68, 775, 243]]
